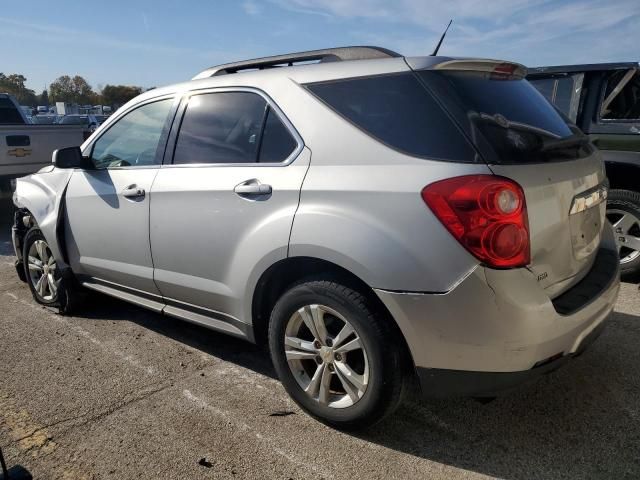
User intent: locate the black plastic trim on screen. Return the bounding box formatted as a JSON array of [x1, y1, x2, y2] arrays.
[[551, 249, 619, 316]]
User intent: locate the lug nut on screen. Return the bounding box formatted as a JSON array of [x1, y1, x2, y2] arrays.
[[315, 356, 323, 365], [334, 353, 342, 361], [328, 364, 335, 372], [326, 338, 333, 347], [313, 340, 321, 349]]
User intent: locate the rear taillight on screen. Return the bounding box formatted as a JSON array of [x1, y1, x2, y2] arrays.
[[421, 175, 530, 268]]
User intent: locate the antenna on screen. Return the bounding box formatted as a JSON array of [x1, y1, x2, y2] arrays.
[[431, 19, 453, 56]]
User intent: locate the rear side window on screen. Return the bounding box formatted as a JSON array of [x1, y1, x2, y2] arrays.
[[528, 74, 584, 123], [173, 92, 297, 165], [306, 73, 476, 162], [420, 70, 593, 164], [259, 108, 298, 163]]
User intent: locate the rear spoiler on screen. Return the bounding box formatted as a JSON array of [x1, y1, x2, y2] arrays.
[[432, 59, 527, 79]]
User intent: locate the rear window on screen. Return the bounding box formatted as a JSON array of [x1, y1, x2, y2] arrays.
[[419, 70, 593, 164], [306, 73, 476, 162], [0, 97, 26, 124]]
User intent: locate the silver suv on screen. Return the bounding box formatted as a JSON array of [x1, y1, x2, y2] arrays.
[[11, 47, 620, 429]]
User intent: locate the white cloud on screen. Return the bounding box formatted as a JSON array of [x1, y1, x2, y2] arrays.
[[243, 1, 262, 15], [270, 0, 640, 65]]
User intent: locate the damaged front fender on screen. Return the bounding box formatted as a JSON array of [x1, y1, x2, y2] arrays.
[[12, 169, 74, 268]]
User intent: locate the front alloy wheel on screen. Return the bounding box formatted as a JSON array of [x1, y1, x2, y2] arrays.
[[284, 304, 369, 408], [27, 239, 59, 302]]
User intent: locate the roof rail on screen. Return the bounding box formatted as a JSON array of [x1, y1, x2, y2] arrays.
[[192, 46, 402, 79]]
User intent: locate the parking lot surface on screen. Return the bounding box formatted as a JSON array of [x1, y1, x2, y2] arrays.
[[0, 195, 639, 480]]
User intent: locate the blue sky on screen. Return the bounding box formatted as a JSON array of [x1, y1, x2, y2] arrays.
[[2, 0, 639, 92]]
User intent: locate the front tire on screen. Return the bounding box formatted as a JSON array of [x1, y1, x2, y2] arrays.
[[22, 228, 83, 314], [606, 189, 640, 278], [268, 279, 405, 430]]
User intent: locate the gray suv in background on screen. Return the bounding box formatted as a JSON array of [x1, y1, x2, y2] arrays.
[[11, 47, 620, 429]]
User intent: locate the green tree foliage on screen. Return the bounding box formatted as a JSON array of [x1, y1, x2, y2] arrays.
[[49, 75, 96, 105], [101, 84, 143, 108], [38, 89, 49, 106], [0, 73, 37, 105]]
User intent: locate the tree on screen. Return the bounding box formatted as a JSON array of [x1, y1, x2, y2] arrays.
[[101, 84, 143, 108], [38, 89, 49, 106], [49, 75, 96, 105], [0, 73, 37, 105]]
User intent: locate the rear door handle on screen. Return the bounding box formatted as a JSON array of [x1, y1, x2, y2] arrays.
[[234, 180, 272, 197], [122, 185, 145, 199]]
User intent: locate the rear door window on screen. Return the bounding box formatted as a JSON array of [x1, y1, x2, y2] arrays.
[[173, 92, 298, 164], [419, 70, 593, 164], [306, 73, 477, 162]]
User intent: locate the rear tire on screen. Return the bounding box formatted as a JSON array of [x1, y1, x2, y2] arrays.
[[268, 279, 406, 430], [606, 189, 640, 278], [22, 227, 84, 314]]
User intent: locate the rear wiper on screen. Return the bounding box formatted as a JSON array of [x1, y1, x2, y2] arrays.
[[540, 135, 590, 152]]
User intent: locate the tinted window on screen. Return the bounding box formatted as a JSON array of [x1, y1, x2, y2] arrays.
[[529, 78, 555, 103], [420, 70, 592, 164], [173, 92, 266, 164], [91, 99, 172, 169], [306, 73, 476, 162], [259, 107, 297, 162], [0, 97, 26, 124], [553, 77, 575, 117], [529, 76, 581, 121]]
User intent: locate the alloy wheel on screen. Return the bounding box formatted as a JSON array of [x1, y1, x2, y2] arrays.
[[607, 208, 640, 264], [284, 304, 369, 409], [27, 239, 58, 301]]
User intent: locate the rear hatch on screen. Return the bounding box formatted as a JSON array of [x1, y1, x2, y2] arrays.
[[412, 59, 608, 296]]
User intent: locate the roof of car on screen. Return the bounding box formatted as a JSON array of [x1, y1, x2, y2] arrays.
[[192, 46, 402, 79], [527, 62, 640, 76], [130, 48, 526, 108]]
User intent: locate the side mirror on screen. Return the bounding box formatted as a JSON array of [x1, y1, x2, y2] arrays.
[[53, 146, 85, 169]]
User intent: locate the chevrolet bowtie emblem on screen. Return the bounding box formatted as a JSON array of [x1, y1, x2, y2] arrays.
[[7, 148, 32, 158]]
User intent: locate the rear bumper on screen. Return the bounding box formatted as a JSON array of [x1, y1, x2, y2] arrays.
[[375, 228, 620, 397], [416, 320, 606, 398]]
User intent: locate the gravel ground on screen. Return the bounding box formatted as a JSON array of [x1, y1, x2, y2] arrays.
[[0, 196, 638, 480]]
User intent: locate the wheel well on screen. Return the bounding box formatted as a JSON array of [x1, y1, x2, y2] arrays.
[[251, 256, 414, 367], [11, 208, 35, 258], [606, 162, 640, 193]]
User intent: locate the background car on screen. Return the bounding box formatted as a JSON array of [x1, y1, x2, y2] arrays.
[[528, 63, 640, 277]]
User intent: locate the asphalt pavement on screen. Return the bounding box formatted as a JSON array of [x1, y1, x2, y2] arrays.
[[0, 195, 639, 479]]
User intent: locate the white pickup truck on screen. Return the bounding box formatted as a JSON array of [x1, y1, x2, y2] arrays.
[[1, 93, 84, 191]]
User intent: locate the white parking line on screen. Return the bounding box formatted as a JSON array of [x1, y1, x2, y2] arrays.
[[182, 389, 334, 479], [3, 292, 156, 375]]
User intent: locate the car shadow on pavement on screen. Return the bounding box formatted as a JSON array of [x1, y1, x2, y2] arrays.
[[81, 289, 640, 480], [357, 310, 640, 479], [79, 292, 277, 379]]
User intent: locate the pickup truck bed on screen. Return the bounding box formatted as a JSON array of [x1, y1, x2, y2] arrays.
[[1, 125, 84, 180]]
